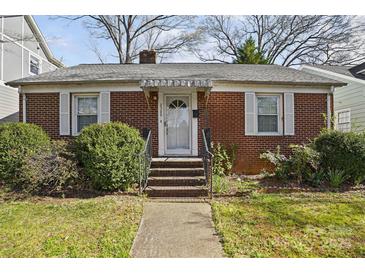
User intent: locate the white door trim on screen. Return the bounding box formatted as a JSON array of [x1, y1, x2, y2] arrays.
[[164, 94, 192, 155], [158, 88, 198, 156]]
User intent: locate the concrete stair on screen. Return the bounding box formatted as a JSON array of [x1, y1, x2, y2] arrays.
[[145, 158, 208, 198]]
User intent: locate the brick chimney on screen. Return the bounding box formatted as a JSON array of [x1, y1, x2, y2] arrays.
[[139, 50, 156, 64]]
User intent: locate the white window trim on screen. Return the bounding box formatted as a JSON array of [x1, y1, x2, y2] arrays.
[[72, 94, 99, 136], [335, 108, 351, 132], [29, 52, 42, 76], [255, 94, 283, 136]]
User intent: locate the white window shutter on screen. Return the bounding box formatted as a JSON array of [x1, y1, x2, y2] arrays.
[[284, 93, 295, 135], [245, 92, 256, 135], [59, 92, 70, 135], [99, 92, 110, 123]]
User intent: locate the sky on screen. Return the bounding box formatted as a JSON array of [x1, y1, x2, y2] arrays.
[[34, 16, 200, 66]]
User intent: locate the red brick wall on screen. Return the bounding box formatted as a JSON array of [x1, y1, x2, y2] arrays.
[[110, 91, 158, 156], [21, 92, 159, 152], [20, 93, 60, 138], [198, 92, 328, 174], [21, 91, 329, 173]]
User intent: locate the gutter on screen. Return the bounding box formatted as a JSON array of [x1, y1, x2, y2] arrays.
[[7, 79, 345, 89], [24, 16, 64, 68]]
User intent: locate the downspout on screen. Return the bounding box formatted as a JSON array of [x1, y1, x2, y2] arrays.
[[327, 86, 334, 129], [21, 87, 26, 123]]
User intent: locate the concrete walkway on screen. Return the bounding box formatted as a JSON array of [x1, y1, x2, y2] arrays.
[[131, 202, 224, 258]]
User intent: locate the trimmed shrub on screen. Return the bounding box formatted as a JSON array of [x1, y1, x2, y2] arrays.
[[260, 146, 289, 180], [260, 144, 321, 185], [18, 141, 81, 195], [0, 123, 50, 189], [287, 144, 320, 184], [75, 122, 144, 191], [313, 130, 365, 183]]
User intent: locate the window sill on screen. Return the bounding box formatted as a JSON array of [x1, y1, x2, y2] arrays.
[[254, 132, 283, 136]]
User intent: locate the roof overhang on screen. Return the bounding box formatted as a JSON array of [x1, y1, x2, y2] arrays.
[[7, 78, 344, 89]]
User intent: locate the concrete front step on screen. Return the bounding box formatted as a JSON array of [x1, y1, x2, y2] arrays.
[[148, 197, 209, 203], [148, 176, 206, 186], [145, 186, 208, 197], [150, 167, 204, 177], [151, 157, 203, 169]]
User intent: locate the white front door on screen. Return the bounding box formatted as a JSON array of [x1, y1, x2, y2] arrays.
[[164, 95, 191, 155]]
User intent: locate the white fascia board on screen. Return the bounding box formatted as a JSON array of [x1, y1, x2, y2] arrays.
[[211, 82, 331, 93], [20, 81, 332, 94], [20, 83, 142, 93]]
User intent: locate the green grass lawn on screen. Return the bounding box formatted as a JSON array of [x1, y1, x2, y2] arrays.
[[0, 194, 143, 257], [212, 187, 365, 257]]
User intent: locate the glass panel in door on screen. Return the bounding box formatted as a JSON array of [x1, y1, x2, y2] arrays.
[[165, 96, 190, 153]]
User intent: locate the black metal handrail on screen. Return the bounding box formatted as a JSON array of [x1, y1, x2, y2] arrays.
[[138, 129, 152, 193], [202, 128, 214, 198]]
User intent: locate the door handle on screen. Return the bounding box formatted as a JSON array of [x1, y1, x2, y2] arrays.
[[164, 121, 168, 135]]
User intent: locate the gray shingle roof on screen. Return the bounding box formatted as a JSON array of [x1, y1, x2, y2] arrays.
[[7, 63, 344, 87]]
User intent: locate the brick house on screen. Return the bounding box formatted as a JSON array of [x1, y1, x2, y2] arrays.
[[7, 50, 344, 175]]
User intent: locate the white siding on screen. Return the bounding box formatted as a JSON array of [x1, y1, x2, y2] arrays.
[[0, 84, 19, 121], [302, 66, 365, 132], [0, 16, 59, 82], [3, 41, 22, 81], [0, 16, 60, 123]]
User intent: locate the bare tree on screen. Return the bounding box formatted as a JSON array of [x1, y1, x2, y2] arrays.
[[56, 15, 202, 63], [196, 15, 365, 66], [87, 39, 107, 64]]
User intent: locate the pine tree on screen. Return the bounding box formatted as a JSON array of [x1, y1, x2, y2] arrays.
[[235, 37, 268, 64]]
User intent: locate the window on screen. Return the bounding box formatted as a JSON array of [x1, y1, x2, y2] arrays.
[[257, 95, 280, 133], [337, 109, 351, 132], [30, 55, 40, 75], [76, 96, 98, 133]]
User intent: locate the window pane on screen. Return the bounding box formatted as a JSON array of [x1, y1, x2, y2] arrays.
[[78, 97, 97, 115], [77, 115, 97, 132], [338, 123, 350, 132], [30, 57, 40, 75], [338, 111, 350, 124], [257, 96, 278, 114], [258, 115, 278, 132]]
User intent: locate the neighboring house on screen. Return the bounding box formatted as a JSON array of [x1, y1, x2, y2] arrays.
[[7, 50, 344, 174], [301, 63, 365, 132], [0, 15, 63, 122]]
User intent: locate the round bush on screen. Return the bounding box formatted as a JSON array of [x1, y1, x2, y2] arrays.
[[0, 122, 50, 188], [75, 122, 144, 191], [313, 130, 365, 182]]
